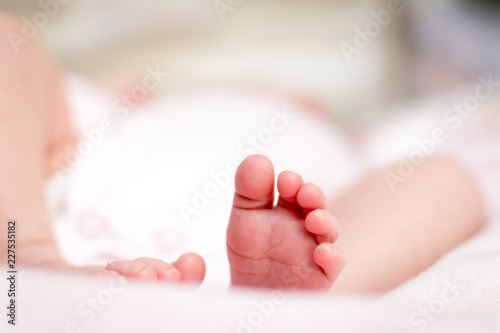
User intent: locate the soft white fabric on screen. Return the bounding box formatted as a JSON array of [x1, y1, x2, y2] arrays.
[[46, 77, 500, 316], [2, 267, 499, 333], [50, 76, 361, 289], [360, 95, 500, 315]]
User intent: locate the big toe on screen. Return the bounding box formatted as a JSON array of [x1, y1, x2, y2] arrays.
[[173, 253, 206, 285], [233, 154, 275, 210]]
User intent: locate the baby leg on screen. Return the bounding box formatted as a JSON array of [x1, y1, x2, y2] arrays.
[[330, 157, 484, 293]]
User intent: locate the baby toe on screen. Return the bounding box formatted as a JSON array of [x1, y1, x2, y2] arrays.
[[233, 154, 275, 210], [173, 253, 206, 284], [106, 259, 158, 280], [313, 243, 346, 284], [305, 209, 340, 244], [297, 183, 326, 212], [277, 171, 303, 204], [136, 258, 181, 282]]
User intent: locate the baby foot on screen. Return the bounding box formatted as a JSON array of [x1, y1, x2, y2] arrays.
[[103, 253, 205, 284], [227, 155, 345, 290], [65, 253, 206, 285]]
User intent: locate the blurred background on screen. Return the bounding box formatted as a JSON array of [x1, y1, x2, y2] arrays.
[[2, 0, 500, 286], [1, 0, 499, 128]]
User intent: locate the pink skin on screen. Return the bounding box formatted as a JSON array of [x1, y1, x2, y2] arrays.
[[0, 12, 484, 294], [76, 154, 344, 289], [227, 155, 346, 290], [99, 253, 206, 284]]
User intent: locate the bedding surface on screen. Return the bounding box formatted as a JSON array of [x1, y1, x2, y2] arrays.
[[44, 77, 500, 319], [51, 76, 361, 289], [2, 267, 499, 333]]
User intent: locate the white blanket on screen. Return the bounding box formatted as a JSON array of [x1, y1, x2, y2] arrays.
[[360, 96, 500, 315], [43, 77, 500, 323], [51, 76, 361, 289], [2, 267, 499, 333]]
